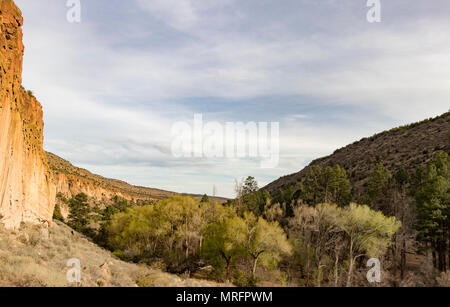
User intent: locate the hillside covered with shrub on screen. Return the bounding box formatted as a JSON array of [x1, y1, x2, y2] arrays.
[[264, 111, 450, 199]]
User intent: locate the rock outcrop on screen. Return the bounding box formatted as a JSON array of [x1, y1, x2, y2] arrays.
[[0, 0, 55, 229]]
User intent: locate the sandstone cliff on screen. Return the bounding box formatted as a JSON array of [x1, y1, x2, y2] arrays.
[[0, 0, 55, 228], [0, 0, 226, 226]]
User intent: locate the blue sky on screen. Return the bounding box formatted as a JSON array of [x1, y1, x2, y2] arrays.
[[15, 0, 450, 197]]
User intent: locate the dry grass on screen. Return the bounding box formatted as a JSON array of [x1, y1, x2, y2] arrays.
[[437, 271, 450, 287], [0, 221, 230, 287]]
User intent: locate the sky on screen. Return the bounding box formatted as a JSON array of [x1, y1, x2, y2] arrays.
[[15, 0, 450, 198]]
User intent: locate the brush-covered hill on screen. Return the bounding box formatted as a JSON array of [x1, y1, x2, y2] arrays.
[[263, 112, 450, 198]]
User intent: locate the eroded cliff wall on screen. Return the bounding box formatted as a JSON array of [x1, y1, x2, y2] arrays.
[[0, 0, 55, 228]]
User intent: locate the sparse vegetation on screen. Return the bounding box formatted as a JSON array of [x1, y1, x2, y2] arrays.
[[2, 110, 448, 287], [0, 221, 229, 287]]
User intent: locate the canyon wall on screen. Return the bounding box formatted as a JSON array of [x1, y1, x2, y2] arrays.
[[47, 152, 172, 219], [47, 152, 228, 219], [0, 0, 56, 228]]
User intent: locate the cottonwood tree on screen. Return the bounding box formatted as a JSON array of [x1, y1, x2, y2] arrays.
[[106, 196, 231, 269], [264, 202, 284, 224], [289, 203, 344, 286], [288, 205, 317, 285], [289, 203, 401, 287], [341, 204, 401, 286], [390, 168, 414, 281], [202, 217, 247, 279], [241, 212, 292, 275]]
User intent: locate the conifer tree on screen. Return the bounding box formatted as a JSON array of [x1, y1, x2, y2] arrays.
[[415, 151, 450, 271]]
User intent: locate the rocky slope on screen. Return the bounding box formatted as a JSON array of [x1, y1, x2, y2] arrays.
[[0, 0, 55, 229], [47, 152, 176, 205], [263, 112, 450, 198], [0, 221, 230, 287], [47, 152, 228, 218]]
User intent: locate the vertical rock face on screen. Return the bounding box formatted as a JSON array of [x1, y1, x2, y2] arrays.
[[0, 0, 55, 229]]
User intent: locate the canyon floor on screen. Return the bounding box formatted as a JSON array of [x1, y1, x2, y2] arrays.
[[0, 221, 229, 287]]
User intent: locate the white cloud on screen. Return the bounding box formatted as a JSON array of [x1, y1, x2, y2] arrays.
[[13, 0, 450, 197], [135, 0, 237, 33]]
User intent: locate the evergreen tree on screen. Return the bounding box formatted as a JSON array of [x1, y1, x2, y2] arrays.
[[52, 204, 64, 222], [67, 193, 92, 234], [302, 166, 324, 205], [111, 195, 128, 212], [301, 165, 351, 206], [241, 176, 263, 215], [326, 165, 352, 206], [415, 151, 450, 271], [102, 205, 119, 221], [366, 162, 392, 210], [200, 194, 210, 203], [243, 176, 259, 195]]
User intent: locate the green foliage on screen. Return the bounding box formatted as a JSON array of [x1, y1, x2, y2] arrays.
[[342, 203, 401, 286], [264, 165, 351, 226], [67, 193, 93, 235], [104, 195, 291, 281], [414, 151, 450, 271], [99, 196, 130, 223], [200, 194, 209, 203], [288, 202, 401, 286], [241, 177, 264, 215], [56, 192, 68, 204], [241, 212, 292, 274], [105, 196, 235, 268], [102, 205, 119, 221], [271, 184, 301, 219], [302, 166, 325, 205], [111, 195, 128, 212], [342, 203, 401, 259], [202, 216, 247, 279], [301, 165, 352, 207], [204, 211, 291, 279], [233, 271, 260, 287], [243, 176, 259, 195], [52, 204, 64, 222], [366, 162, 392, 209], [394, 167, 409, 186]]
